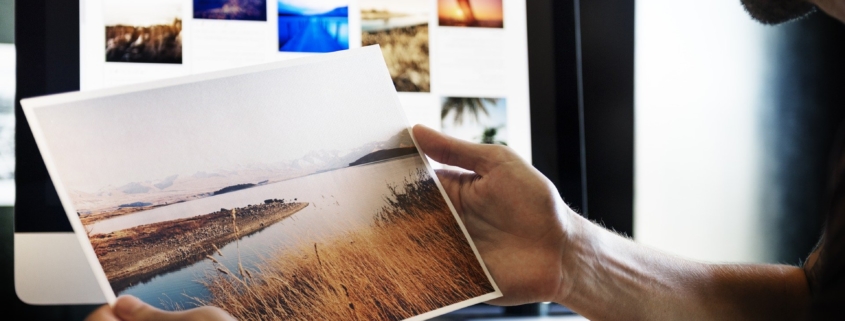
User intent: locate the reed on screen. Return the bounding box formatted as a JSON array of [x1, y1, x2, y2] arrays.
[[197, 169, 492, 320]]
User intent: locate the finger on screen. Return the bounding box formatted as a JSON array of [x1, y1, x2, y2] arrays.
[[413, 124, 496, 175], [85, 304, 120, 321], [113, 295, 180, 321], [435, 169, 465, 215], [181, 306, 237, 321]]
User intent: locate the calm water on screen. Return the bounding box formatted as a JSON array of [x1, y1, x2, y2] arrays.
[[114, 155, 428, 309], [278, 16, 349, 52]]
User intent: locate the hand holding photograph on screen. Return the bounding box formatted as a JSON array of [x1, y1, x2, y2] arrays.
[[21, 46, 500, 320]]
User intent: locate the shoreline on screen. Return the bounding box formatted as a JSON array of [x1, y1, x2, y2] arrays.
[[90, 201, 309, 292]]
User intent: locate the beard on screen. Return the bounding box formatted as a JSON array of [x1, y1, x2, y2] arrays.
[[741, 0, 817, 24]]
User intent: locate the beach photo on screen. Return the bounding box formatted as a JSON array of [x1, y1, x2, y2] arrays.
[[278, 0, 349, 53], [194, 0, 267, 21], [105, 0, 183, 64], [438, 0, 504, 29], [361, 0, 430, 92], [24, 48, 497, 319], [441, 97, 508, 145]]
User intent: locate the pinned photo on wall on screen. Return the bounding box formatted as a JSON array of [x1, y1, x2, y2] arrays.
[[441, 97, 508, 146], [194, 0, 267, 21], [278, 0, 349, 53], [0, 44, 14, 205], [361, 0, 430, 92], [105, 0, 183, 64], [438, 0, 504, 29]]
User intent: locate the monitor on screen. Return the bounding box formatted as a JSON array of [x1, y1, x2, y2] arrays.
[[15, 0, 586, 316]]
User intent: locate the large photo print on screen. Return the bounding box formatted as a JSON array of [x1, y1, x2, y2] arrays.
[[24, 48, 498, 319]]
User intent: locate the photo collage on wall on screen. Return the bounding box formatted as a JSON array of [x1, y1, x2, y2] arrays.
[[92, 0, 517, 157]]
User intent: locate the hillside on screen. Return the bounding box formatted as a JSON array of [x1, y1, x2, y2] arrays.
[[349, 147, 418, 166]]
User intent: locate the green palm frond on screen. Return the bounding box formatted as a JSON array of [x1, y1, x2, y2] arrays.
[[440, 97, 498, 125]]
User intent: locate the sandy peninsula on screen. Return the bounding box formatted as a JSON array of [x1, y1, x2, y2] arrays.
[[90, 200, 309, 291]]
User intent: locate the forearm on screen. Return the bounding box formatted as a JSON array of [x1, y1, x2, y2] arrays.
[[556, 214, 811, 320]]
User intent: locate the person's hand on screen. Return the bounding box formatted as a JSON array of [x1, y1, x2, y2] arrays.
[[85, 295, 236, 321], [412, 124, 577, 306]]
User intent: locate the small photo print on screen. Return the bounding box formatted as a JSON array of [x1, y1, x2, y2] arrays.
[[278, 1, 349, 53], [362, 0, 430, 93], [438, 0, 504, 29], [193, 0, 267, 21], [0, 45, 14, 196], [105, 0, 183, 64], [441, 97, 507, 145]]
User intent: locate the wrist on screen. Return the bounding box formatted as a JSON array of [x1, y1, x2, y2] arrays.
[[552, 205, 590, 306]]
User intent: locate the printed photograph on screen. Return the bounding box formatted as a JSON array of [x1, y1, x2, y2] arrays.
[[194, 0, 267, 21], [278, 1, 349, 53], [441, 97, 508, 145], [29, 49, 496, 319], [105, 0, 183, 64], [438, 0, 504, 29], [361, 0, 430, 92], [0, 44, 14, 204]]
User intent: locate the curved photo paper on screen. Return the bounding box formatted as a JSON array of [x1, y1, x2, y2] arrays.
[[21, 46, 500, 320]]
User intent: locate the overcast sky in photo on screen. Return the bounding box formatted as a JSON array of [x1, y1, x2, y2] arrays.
[[33, 48, 407, 193]]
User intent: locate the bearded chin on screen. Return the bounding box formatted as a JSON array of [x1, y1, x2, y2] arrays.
[[741, 0, 817, 24]]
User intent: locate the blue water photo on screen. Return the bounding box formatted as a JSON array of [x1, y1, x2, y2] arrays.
[[278, 1, 349, 52]]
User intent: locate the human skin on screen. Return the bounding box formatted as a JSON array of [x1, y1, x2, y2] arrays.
[[86, 1, 845, 319], [85, 296, 235, 321], [812, 0, 845, 21], [87, 124, 817, 321], [413, 125, 812, 320]]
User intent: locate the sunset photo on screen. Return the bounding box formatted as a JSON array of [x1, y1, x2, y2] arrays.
[[438, 0, 504, 28], [362, 0, 430, 92], [25, 48, 497, 320]]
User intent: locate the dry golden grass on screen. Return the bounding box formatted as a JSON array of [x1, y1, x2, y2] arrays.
[[363, 25, 430, 93], [196, 170, 493, 320]]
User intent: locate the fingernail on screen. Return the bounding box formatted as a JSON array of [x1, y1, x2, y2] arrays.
[[114, 295, 144, 316]]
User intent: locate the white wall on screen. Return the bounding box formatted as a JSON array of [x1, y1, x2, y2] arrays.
[[634, 0, 772, 262]]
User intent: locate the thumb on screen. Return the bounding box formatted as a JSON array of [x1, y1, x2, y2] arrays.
[[412, 124, 497, 175], [113, 296, 180, 321]]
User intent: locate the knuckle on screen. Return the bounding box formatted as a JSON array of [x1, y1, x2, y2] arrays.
[[485, 144, 516, 163]]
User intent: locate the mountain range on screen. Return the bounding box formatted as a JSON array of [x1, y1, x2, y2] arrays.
[[72, 129, 415, 213]]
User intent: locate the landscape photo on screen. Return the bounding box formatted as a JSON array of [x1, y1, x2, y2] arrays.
[[27, 48, 497, 319], [361, 0, 430, 92], [438, 0, 504, 28], [194, 0, 267, 21], [278, 1, 349, 53], [441, 97, 508, 145], [0, 44, 14, 204], [105, 0, 183, 64]]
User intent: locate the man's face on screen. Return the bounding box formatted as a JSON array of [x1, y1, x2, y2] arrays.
[[741, 0, 845, 24]]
